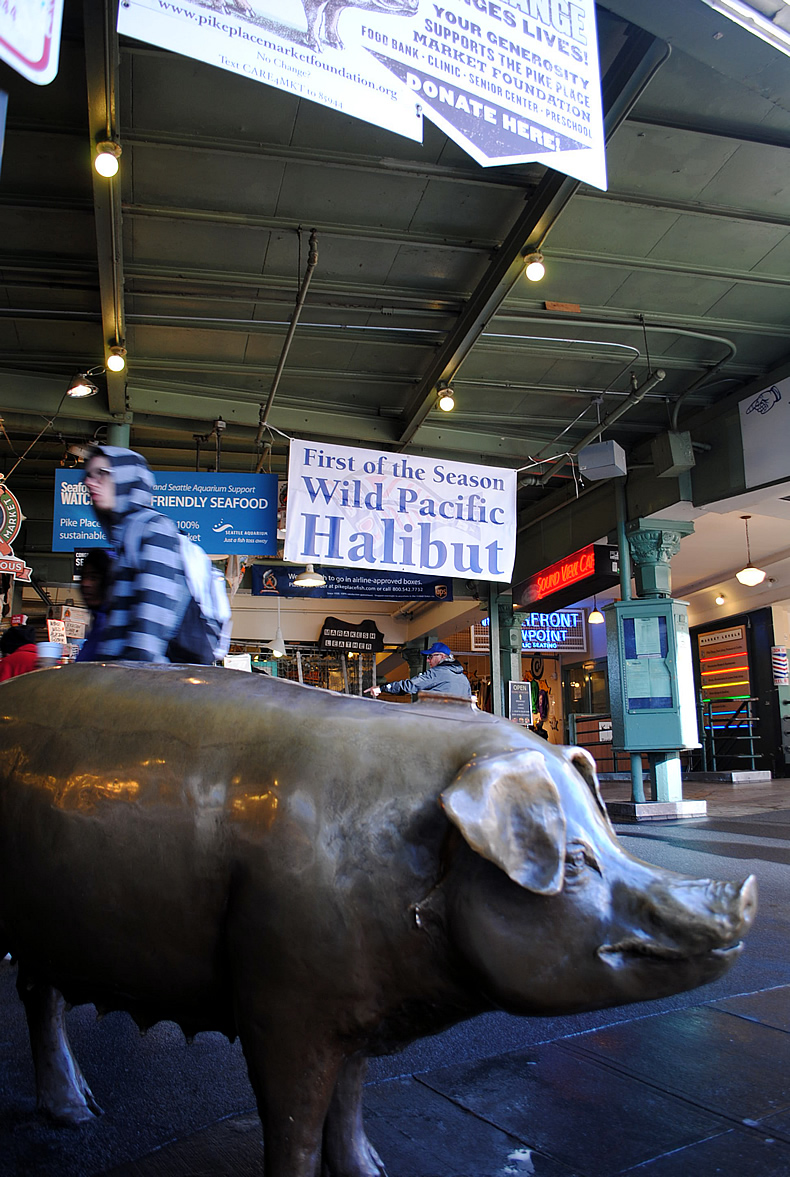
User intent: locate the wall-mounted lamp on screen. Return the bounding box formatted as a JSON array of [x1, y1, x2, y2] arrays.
[[735, 515, 766, 586], [588, 596, 605, 625], [437, 385, 455, 412], [293, 563, 326, 588], [106, 344, 127, 372], [715, 593, 726, 605], [268, 595, 286, 658], [94, 140, 122, 178], [524, 251, 545, 282], [66, 371, 100, 398]]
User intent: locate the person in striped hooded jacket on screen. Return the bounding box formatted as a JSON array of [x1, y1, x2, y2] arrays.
[[81, 445, 190, 662]]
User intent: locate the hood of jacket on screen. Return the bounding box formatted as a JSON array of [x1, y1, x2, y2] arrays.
[[88, 445, 155, 540]]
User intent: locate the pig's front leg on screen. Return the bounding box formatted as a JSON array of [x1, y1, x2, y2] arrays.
[[323, 1054, 387, 1177], [236, 999, 345, 1177], [16, 968, 102, 1125]]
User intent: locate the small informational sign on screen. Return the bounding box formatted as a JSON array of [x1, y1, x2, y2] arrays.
[[508, 680, 534, 725], [319, 616, 384, 654], [598, 719, 612, 743], [285, 438, 515, 583], [772, 646, 789, 687], [53, 470, 278, 554], [0, 483, 32, 581], [117, 0, 605, 185], [251, 564, 452, 601], [46, 619, 67, 643], [0, 0, 64, 84]]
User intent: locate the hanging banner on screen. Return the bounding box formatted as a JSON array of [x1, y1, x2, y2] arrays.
[[284, 438, 516, 583], [251, 563, 453, 600], [0, 91, 6, 177], [739, 376, 790, 490], [117, 0, 606, 185], [53, 470, 278, 554], [0, 0, 64, 84]]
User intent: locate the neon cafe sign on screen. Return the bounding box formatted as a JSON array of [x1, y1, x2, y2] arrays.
[[532, 545, 595, 602]]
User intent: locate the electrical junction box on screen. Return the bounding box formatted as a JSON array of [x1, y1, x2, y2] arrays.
[[651, 431, 695, 478], [605, 597, 699, 752], [577, 440, 627, 481]]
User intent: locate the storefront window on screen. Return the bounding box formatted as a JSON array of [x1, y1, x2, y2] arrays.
[[563, 658, 609, 716]]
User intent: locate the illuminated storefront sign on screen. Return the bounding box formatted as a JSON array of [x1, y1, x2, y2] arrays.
[[513, 543, 619, 612], [478, 610, 587, 653]]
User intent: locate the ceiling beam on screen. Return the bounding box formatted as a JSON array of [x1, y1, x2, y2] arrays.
[[396, 27, 671, 449], [628, 113, 790, 150], [122, 203, 496, 254], [83, 0, 127, 416]]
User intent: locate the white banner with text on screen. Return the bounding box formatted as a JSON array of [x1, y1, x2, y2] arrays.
[[117, 0, 606, 184], [284, 438, 516, 582]]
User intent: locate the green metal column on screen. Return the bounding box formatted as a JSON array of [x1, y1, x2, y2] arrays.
[[488, 584, 504, 716], [615, 483, 645, 803], [107, 419, 131, 447]]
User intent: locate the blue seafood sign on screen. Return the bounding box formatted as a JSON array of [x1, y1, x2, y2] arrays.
[[53, 471, 278, 554]]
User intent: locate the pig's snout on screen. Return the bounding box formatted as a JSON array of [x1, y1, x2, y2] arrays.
[[600, 874, 758, 967]]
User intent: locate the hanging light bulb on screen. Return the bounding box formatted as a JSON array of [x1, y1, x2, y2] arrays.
[[735, 515, 766, 586], [588, 595, 605, 625], [268, 596, 286, 658], [437, 385, 455, 412], [293, 563, 326, 587], [524, 251, 545, 282], [94, 140, 122, 178], [106, 345, 127, 372], [715, 593, 726, 606]]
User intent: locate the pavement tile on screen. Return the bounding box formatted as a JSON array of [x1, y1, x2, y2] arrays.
[[710, 985, 790, 1033], [619, 1127, 790, 1176], [563, 1007, 790, 1121], [102, 1114, 263, 1177], [418, 1043, 727, 1177], [364, 1075, 580, 1177]]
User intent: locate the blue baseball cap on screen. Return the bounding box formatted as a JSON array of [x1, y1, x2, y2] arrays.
[[424, 642, 452, 658]]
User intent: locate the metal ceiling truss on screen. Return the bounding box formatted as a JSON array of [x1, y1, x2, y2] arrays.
[[396, 28, 670, 450]]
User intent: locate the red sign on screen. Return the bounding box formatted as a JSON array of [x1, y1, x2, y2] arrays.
[[530, 544, 596, 604]]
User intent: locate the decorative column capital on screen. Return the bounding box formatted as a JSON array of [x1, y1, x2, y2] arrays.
[[625, 518, 695, 597]]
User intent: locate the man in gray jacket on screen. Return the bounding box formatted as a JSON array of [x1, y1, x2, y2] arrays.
[[365, 642, 472, 700]]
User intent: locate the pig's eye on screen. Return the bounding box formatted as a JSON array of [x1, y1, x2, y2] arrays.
[[564, 842, 602, 880]]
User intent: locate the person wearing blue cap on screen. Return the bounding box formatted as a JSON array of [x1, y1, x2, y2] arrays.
[[365, 641, 472, 700]]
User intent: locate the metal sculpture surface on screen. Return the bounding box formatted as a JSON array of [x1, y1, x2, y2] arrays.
[[0, 665, 756, 1177]]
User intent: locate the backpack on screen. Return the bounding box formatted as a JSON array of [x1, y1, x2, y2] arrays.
[[124, 511, 232, 665]]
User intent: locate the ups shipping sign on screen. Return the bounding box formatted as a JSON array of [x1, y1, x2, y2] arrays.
[[284, 439, 516, 583]]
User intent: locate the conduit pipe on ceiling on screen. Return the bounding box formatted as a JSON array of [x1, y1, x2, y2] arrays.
[[670, 352, 736, 430], [536, 368, 666, 486], [255, 229, 318, 472]]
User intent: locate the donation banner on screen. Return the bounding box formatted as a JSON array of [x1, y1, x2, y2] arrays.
[[0, 0, 64, 84], [117, 0, 606, 185], [53, 470, 278, 554], [284, 438, 516, 583], [251, 563, 453, 600]]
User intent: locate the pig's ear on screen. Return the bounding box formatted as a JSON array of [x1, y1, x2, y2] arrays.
[[441, 750, 565, 895], [564, 747, 615, 831]]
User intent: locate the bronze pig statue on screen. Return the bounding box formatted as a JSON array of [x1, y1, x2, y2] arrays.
[[0, 664, 756, 1177]]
